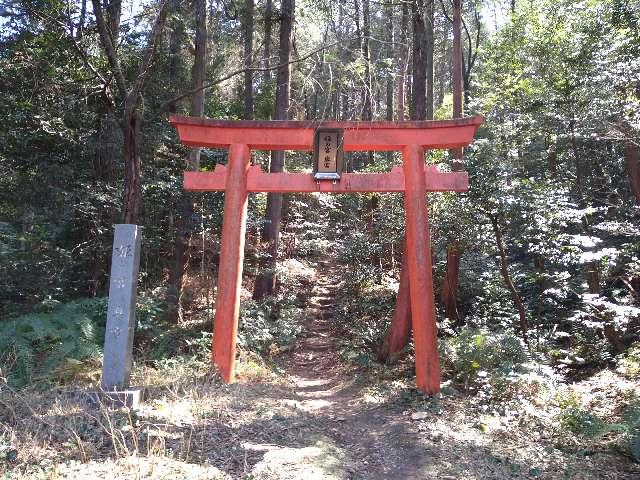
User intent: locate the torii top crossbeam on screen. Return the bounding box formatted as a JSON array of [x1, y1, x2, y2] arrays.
[[170, 114, 483, 394]]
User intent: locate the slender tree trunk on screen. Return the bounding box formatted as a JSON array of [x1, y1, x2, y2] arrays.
[[253, 0, 294, 299], [425, 0, 434, 120], [362, 0, 372, 121], [440, 0, 464, 324], [242, 0, 254, 119], [263, 0, 272, 83], [93, 112, 117, 182], [166, 0, 207, 322], [547, 140, 558, 177], [385, 0, 393, 121], [436, 20, 450, 110], [396, 0, 408, 120], [361, 0, 373, 165], [452, 0, 463, 121], [76, 0, 87, 39], [487, 212, 529, 345], [122, 111, 141, 224], [92, 0, 169, 224], [167, 6, 187, 114], [410, 0, 426, 121], [620, 122, 640, 203], [570, 118, 582, 194], [105, 0, 121, 45], [440, 242, 460, 322], [354, 0, 362, 53], [440, 245, 461, 323]]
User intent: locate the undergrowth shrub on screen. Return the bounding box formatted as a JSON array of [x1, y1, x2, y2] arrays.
[[333, 282, 396, 365], [618, 342, 640, 378], [558, 397, 640, 462], [439, 327, 529, 389], [237, 292, 303, 355]]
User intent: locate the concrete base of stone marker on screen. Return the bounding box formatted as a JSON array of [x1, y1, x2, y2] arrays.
[[84, 387, 143, 409]]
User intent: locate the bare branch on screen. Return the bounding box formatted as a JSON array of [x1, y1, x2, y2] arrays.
[[91, 0, 127, 97], [124, 0, 169, 118]]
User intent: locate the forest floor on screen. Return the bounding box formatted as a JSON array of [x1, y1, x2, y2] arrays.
[[1, 258, 639, 479]]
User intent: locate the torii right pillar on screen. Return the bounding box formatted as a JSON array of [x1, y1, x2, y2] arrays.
[[403, 144, 440, 392]]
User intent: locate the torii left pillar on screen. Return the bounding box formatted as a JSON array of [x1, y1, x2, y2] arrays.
[[171, 115, 483, 393], [212, 144, 251, 380]]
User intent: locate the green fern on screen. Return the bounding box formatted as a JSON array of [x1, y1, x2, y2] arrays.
[[0, 298, 107, 387]]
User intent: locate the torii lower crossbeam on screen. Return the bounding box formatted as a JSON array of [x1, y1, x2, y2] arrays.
[[171, 115, 483, 394]]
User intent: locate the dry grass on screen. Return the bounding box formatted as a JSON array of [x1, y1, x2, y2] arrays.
[[1, 256, 638, 479], [2, 356, 640, 479]]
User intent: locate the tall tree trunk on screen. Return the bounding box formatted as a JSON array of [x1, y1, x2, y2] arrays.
[[76, 0, 87, 39], [440, 0, 464, 325], [263, 0, 272, 84], [487, 212, 529, 345], [384, 0, 393, 121], [362, 0, 372, 121], [410, 0, 426, 121], [425, 0, 434, 120], [362, 0, 373, 165], [167, 5, 187, 114], [253, 0, 294, 299], [242, 0, 254, 119], [121, 66, 144, 224], [105, 0, 121, 45], [451, 0, 463, 122], [435, 19, 450, 110], [122, 109, 141, 224], [396, 0, 408, 120], [93, 112, 117, 182], [92, 0, 169, 223], [440, 242, 460, 322], [166, 0, 207, 322]]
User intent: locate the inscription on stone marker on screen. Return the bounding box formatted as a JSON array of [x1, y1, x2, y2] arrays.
[[101, 224, 142, 390]]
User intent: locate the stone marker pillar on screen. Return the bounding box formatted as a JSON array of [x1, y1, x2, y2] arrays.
[[100, 224, 142, 407]]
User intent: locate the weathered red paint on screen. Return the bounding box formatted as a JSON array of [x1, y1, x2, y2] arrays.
[[170, 115, 483, 394], [184, 165, 469, 193], [402, 145, 440, 392], [170, 115, 483, 151], [211, 144, 250, 382]]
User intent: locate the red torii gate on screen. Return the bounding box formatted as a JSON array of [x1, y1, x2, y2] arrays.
[[170, 115, 483, 393]]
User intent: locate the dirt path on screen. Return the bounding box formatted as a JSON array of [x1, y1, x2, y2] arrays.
[[257, 260, 435, 479], [248, 259, 593, 480]]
